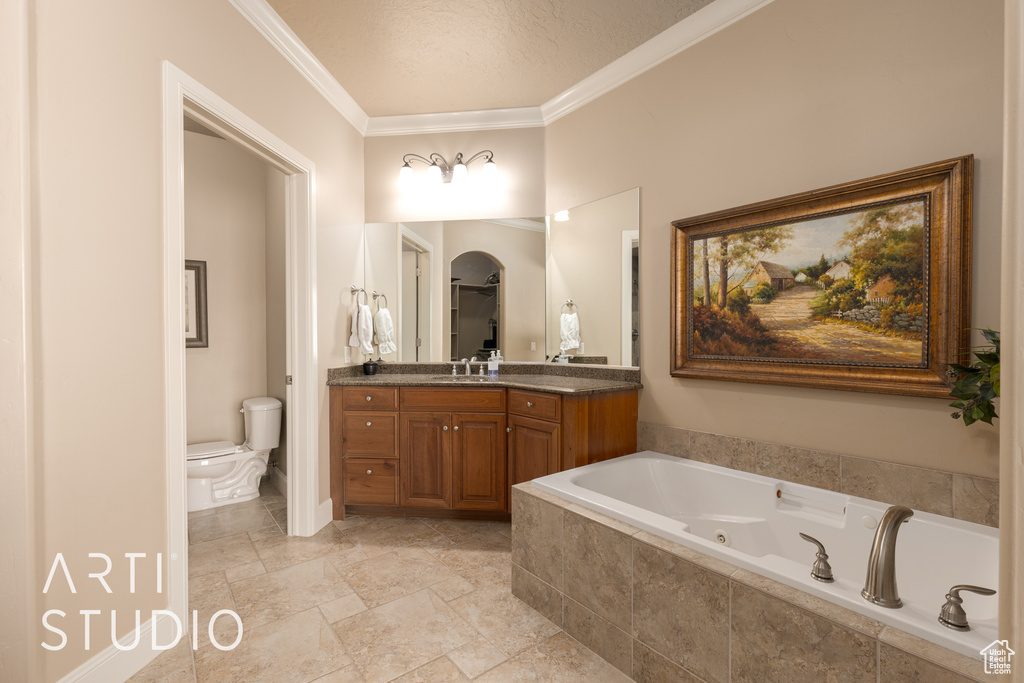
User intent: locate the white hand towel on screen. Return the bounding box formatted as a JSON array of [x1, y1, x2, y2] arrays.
[[560, 311, 581, 352], [348, 304, 374, 355], [373, 307, 397, 355]]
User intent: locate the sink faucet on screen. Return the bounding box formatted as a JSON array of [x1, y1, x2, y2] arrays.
[[862, 505, 914, 608], [461, 357, 478, 376]]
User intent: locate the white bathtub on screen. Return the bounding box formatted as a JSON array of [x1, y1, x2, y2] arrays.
[[531, 451, 999, 659]]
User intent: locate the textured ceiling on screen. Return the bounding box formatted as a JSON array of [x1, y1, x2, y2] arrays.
[[265, 0, 714, 117]]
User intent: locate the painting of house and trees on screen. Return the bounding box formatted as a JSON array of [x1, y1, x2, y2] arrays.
[[689, 198, 927, 365]]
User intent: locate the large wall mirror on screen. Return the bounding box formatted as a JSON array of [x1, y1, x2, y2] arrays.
[[362, 187, 639, 367]]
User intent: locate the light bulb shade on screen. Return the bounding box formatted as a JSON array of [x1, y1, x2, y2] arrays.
[[452, 162, 468, 182], [483, 159, 497, 177], [399, 163, 414, 187], [427, 163, 442, 184]]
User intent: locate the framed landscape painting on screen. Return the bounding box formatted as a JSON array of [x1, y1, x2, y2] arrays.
[[670, 156, 973, 397]]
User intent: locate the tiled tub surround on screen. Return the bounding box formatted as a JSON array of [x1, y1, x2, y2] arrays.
[[512, 482, 993, 682], [638, 421, 999, 528]]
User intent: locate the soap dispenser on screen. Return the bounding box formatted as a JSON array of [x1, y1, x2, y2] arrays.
[[487, 351, 499, 379]]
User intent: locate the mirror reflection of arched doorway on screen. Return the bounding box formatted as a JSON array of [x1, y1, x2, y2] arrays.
[[450, 251, 502, 361]]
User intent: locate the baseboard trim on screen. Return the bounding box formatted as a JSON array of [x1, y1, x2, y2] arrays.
[[56, 611, 181, 683], [270, 463, 287, 498], [316, 498, 334, 532]]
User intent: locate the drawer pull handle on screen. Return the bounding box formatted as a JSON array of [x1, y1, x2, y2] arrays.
[[366, 421, 372, 427], [443, 425, 448, 431], [453, 425, 459, 431], [527, 401, 534, 408], [366, 396, 372, 402], [366, 469, 372, 475]]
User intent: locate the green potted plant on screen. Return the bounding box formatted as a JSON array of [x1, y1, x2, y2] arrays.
[[947, 328, 1000, 425]]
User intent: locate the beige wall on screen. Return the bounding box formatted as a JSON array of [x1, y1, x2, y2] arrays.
[[442, 221, 546, 362], [547, 188, 639, 365], [265, 166, 288, 474], [185, 131, 269, 444], [365, 128, 546, 223], [545, 0, 1003, 479], [364, 223, 400, 360], [30, 0, 363, 678]]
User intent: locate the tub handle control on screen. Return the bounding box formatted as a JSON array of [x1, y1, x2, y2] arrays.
[[799, 533, 835, 583], [938, 584, 996, 631]]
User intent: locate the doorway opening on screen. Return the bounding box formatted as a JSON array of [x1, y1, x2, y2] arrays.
[[450, 251, 503, 361], [398, 227, 433, 362]]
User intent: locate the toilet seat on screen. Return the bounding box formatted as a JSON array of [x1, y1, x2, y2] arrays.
[[187, 440, 242, 461]]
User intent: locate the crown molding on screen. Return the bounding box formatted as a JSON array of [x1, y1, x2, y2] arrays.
[[229, 0, 369, 134], [541, 0, 777, 124], [365, 107, 544, 137], [231, 0, 775, 137], [481, 218, 546, 232]]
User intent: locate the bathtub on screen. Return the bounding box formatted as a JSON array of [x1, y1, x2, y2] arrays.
[[531, 451, 998, 660]]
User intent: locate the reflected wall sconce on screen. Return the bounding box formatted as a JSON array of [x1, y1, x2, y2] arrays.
[[399, 150, 496, 186], [553, 210, 570, 222]]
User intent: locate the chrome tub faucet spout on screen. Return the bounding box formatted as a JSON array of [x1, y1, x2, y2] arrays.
[[862, 505, 914, 608]]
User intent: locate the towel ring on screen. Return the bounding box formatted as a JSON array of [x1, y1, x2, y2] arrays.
[[561, 300, 577, 313], [373, 291, 388, 309], [350, 285, 368, 306]]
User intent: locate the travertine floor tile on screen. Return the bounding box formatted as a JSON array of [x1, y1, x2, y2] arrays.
[[188, 533, 259, 580], [230, 557, 355, 631], [446, 637, 508, 678], [224, 560, 265, 583], [448, 582, 560, 657], [338, 517, 447, 558], [390, 656, 470, 682], [128, 639, 195, 682], [188, 505, 277, 545], [420, 518, 513, 545], [332, 589, 478, 683], [194, 608, 351, 683], [320, 593, 368, 624], [254, 522, 352, 572], [335, 545, 460, 607], [188, 571, 238, 649], [430, 575, 477, 602], [475, 632, 632, 682], [430, 535, 512, 589], [313, 665, 366, 682]]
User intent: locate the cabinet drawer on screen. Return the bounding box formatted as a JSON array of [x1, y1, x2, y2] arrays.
[[342, 386, 399, 411], [343, 459, 398, 506], [400, 387, 505, 412], [508, 389, 561, 422], [342, 412, 398, 457]]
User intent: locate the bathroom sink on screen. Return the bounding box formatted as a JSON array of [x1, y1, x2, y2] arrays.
[[431, 375, 493, 383]]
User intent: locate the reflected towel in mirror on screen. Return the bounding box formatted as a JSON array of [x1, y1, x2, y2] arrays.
[[560, 311, 581, 352], [373, 307, 397, 355]]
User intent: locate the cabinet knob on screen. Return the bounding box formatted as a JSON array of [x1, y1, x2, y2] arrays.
[[527, 401, 534, 408], [366, 469, 372, 475], [453, 425, 459, 431], [507, 427, 512, 433], [366, 421, 373, 427], [443, 425, 448, 431], [365, 395, 372, 402]]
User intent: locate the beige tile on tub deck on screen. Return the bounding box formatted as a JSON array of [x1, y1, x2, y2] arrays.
[[332, 589, 477, 683], [229, 556, 355, 631], [511, 563, 562, 626], [879, 643, 984, 683], [187, 533, 259, 580], [510, 486, 564, 590], [952, 474, 999, 527], [448, 581, 560, 657], [689, 430, 757, 472], [730, 582, 876, 683], [631, 640, 705, 683], [632, 539, 730, 683], [335, 545, 459, 607], [562, 509, 633, 633], [840, 456, 953, 516], [637, 421, 692, 458], [562, 597, 632, 676], [878, 627, 988, 681], [755, 441, 841, 491], [474, 632, 632, 683], [193, 607, 351, 683]]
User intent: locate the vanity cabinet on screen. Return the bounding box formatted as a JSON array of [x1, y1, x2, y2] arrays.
[[330, 382, 637, 521]]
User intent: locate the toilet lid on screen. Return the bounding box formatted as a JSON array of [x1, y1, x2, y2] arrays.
[[187, 441, 239, 460]]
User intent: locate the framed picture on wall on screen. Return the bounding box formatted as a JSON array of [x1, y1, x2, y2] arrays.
[[185, 259, 208, 348], [670, 155, 973, 397]]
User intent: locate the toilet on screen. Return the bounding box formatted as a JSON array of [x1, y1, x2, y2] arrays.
[[186, 397, 282, 512]]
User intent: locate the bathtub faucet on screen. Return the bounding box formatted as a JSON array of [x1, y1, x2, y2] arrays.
[[861, 505, 914, 608]]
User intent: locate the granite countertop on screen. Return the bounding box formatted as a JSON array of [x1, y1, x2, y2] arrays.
[[326, 363, 641, 396]]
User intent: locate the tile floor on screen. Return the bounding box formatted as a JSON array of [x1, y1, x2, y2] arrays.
[[130, 484, 629, 682]]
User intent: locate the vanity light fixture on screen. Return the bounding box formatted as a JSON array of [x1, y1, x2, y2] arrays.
[[553, 210, 570, 222], [399, 150, 496, 186]]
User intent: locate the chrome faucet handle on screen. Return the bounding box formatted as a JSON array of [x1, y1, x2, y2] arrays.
[[938, 584, 996, 631], [798, 533, 835, 583], [451, 364, 458, 376]]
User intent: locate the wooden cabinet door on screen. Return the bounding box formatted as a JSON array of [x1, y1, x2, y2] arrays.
[[508, 414, 561, 486], [399, 412, 452, 508], [452, 413, 506, 511]]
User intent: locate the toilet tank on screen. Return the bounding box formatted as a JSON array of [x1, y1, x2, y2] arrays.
[[242, 397, 282, 451]]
